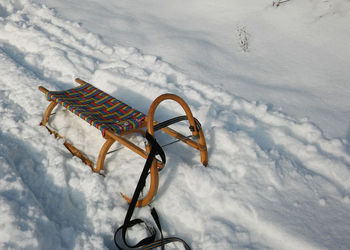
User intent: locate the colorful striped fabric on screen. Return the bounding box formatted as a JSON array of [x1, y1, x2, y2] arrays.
[[46, 82, 146, 135]]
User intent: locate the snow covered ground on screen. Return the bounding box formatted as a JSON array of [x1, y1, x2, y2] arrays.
[[0, 0, 350, 249], [32, 0, 350, 140]]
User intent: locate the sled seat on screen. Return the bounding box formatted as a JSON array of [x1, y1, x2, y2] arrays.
[[42, 81, 146, 136], [38, 78, 208, 207]]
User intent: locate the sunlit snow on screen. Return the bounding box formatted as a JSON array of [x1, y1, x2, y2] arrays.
[[0, 0, 349, 249]]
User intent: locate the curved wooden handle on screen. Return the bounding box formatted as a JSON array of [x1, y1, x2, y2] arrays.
[[147, 93, 198, 137], [147, 93, 208, 166]]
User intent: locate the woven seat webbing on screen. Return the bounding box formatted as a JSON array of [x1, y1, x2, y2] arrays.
[[46, 82, 146, 135]]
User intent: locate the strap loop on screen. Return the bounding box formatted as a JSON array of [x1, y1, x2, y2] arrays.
[[114, 132, 191, 250]]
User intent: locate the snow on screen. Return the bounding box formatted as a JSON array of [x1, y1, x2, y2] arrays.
[[32, 0, 350, 140], [0, 0, 349, 249]]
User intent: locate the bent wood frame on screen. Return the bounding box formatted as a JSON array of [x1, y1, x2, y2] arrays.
[[39, 78, 208, 207]]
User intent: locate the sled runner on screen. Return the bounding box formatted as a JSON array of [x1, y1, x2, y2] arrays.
[[38, 78, 208, 207]]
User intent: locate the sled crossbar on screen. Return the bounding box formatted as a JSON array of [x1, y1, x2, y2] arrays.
[[38, 78, 208, 207]]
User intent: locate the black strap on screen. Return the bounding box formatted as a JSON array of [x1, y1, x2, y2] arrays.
[[153, 115, 202, 133], [153, 116, 188, 131], [114, 132, 191, 250]]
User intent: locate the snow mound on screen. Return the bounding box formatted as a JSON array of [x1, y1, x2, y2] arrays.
[[0, 1, 349, 249]]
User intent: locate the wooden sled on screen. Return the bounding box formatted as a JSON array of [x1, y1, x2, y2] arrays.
[[38, 78, 208, 207]]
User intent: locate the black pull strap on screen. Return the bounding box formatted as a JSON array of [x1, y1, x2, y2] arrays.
[[147, 207, 191, 250], [153, 115, 202, 134], [114, 132, 191, 250], [153, 116, 188, 131]]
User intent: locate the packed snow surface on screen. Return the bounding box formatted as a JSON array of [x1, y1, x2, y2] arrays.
[[0, 0, 350, 249], [33, 0, 350, 140]]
